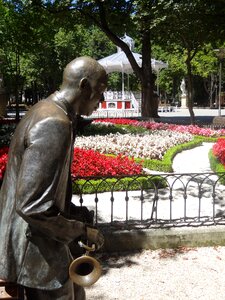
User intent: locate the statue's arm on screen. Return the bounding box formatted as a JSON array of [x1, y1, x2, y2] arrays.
[[15, 117, 86, 244]]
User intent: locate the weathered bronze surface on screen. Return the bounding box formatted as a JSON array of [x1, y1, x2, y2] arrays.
[[0, 57, 107, 299]]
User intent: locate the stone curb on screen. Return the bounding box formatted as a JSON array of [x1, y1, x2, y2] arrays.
[[102, 225, 225, 252]]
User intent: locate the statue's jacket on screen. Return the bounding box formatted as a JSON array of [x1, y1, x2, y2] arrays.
[[0, 97, 85, 289]]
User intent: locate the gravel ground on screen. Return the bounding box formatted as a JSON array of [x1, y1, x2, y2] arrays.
[[83, 143, 225, 300], [86, 246, 225, 300]]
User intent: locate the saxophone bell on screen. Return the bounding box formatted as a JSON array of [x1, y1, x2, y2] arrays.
[[69, 242, 102, 287]]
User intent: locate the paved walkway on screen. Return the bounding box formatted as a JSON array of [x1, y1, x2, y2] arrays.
[[172, 142, 213, 173]]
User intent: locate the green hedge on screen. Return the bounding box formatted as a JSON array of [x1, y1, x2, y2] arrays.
[[209, 149, 225, 185], [135, 137, 204, 173], [80, 123, 148, 136], [72, 175, 168, 194]]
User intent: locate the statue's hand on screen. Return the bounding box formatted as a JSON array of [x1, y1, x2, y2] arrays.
[[70, 204, 94, 224], [86, 226, 104, 250]]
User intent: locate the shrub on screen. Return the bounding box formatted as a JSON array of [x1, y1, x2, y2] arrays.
[[81, 122, 128, 136], [0, 123, 16, 147], [72, 175, 167, 194]]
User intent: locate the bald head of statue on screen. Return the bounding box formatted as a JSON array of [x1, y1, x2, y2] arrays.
[[57, 56, 107, 116]]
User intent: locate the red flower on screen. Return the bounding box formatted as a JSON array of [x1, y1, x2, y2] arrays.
[[71, 148, 143, 178], [94, 118, 139, 126], [0, 146, 143, 181], [212, 138, 225, 165], [0, 146, 9, 181]]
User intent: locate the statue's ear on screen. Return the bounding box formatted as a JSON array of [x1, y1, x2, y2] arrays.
[[79, 78, 89, 90]]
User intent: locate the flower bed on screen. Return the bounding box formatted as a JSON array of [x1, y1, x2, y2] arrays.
[[94, 118, 225, 137], [75, 131, 193, 160], [0, 146, 143, 182], [0, 146, 9, 181], [208, 138, 225, 185], [212, 138, 225, 165], [1, 118, 224, 191], [71, 148, 143, 178]]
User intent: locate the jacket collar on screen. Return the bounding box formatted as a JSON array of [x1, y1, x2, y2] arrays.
[[54, 98, 78, 138]]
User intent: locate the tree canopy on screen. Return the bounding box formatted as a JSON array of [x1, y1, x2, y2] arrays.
[[0, 0, 224, 120]]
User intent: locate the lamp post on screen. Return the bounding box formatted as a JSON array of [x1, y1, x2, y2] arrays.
[[214, 48, 225, 116]]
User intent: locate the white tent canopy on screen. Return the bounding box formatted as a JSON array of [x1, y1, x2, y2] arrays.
[[98, 51, 142, 74], [98, 50, 168, 74]]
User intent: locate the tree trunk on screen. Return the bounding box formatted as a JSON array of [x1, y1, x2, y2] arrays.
[[140, 30, 159, 118], [88, 1, 158, 118], [0, 74, 8, 118], [15, 53, 20, 122], [141, 81, 159, 118], [186, 54, 195, 124], [32, 81, 38, 104]]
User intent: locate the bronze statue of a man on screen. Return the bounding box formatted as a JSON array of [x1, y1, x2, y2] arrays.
[[0, 57, 107, 299]]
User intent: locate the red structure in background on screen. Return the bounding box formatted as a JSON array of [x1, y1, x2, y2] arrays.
[[99, 91, 137, 111]]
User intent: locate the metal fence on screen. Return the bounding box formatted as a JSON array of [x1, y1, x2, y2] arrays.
[[90, 109, 140, 119], [72, 172, 225, 230]]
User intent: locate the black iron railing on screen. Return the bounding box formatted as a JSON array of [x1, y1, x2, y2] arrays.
[[72, 172, 225, 230]]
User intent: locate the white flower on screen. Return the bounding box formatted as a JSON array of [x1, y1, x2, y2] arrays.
[[75, 130, 193, 160]]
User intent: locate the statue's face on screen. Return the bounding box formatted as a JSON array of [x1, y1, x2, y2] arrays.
[[79, 75, 107, 116]]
